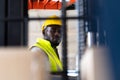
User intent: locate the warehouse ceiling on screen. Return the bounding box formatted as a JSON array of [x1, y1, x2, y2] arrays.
[[28, 0, 76, 9]]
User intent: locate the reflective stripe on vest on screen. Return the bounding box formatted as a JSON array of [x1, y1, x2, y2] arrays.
[[33, 38, 63, 72]]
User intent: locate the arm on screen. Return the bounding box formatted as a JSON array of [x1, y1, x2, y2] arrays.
[[30, 47, 50, 80]]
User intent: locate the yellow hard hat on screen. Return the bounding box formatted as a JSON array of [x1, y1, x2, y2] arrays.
[[41, 15, 62, 31]]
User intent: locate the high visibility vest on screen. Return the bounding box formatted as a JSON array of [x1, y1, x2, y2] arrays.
[[33, 38, 63, 72]]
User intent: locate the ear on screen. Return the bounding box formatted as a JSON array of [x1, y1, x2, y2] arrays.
[[42, 27, 48, 35], [42, 30, 45, 35]]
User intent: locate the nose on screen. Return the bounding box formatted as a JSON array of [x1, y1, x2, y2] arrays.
[[54, 31, 60, 37]]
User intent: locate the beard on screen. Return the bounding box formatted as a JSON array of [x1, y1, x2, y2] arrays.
[[51, 38, 61, 47], [51, 42, 59, 46], [44, 36, 61, 47]]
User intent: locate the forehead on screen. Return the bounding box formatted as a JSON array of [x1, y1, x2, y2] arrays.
[[46, 25, 61, 30]]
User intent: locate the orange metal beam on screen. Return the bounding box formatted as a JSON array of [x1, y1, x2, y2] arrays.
[[28, 0, 76, 9]]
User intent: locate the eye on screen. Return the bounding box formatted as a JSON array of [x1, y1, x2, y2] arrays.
[[58, 30, 61, 34], [51, 29, 56, 33]]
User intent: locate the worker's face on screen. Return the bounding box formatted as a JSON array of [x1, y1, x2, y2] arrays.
[[43, 25, 62, 46]]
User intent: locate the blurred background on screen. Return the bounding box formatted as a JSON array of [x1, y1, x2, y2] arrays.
[[0, 0, 120, 80]]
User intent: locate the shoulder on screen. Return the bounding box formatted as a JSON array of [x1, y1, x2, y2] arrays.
[[30, 46, 48, 57], [30, 47, 42, 52]]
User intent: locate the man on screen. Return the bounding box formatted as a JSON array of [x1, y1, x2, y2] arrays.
[[30, 15, 63, 72]]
